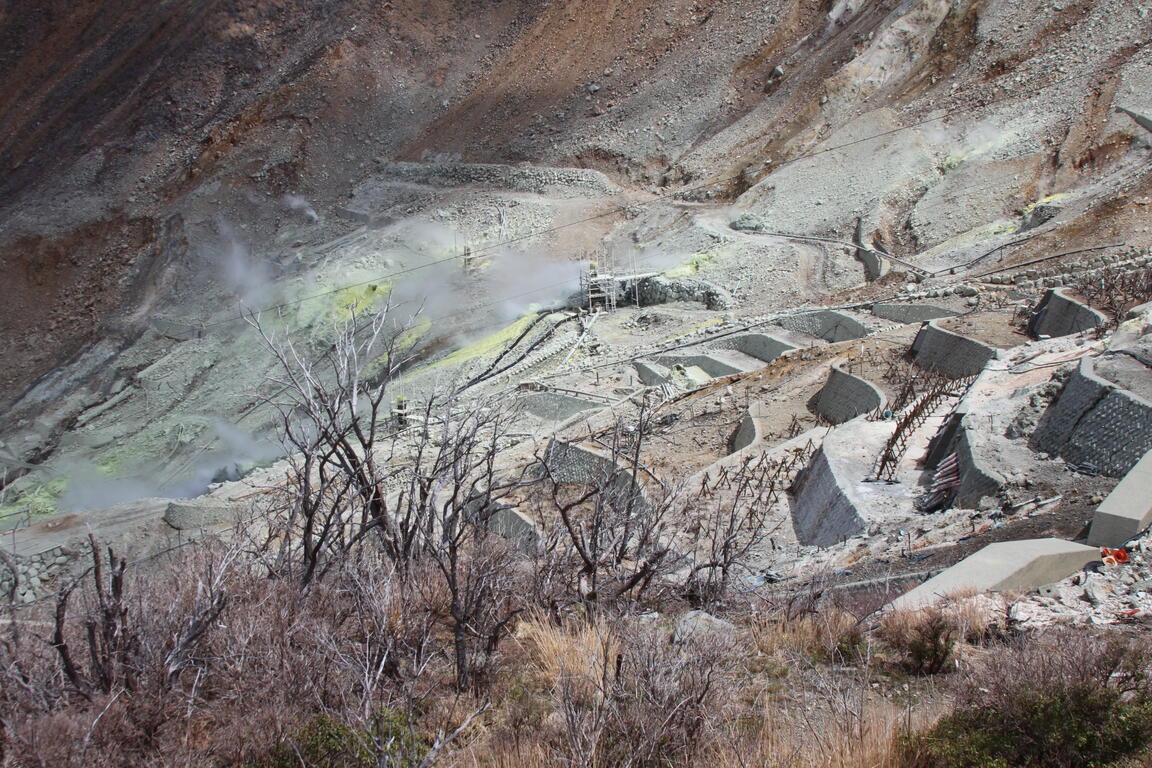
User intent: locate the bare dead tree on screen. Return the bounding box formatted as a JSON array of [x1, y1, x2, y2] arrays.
[[531, 403, 680, 616], [1075, 264, 1152, 326], [249, 302, 425, 584], [52, 537, 138, 697], [680, 456, 785, 609], [394, 391, 534, 691]]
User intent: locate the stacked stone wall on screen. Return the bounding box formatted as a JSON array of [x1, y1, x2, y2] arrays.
[[910, 320, 997, 377], [871, 303, 958, 324], [1031, 358, 1152, 477]]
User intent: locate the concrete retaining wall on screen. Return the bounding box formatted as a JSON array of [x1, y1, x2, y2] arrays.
[[520, 391, 602, 422], [542, 440, 650, 513], [1031, 357, 1152, 477], [653, 354, 743, 379], [1030, 288, 1106, 339], [712, 333, 798, 363], [951, 422, 1004, 507], [1088, 449, 1152, 546], [855, 245, 890, 282], [483, 506, 541, 551], [731, 412, 761, 452], [910, 320, 998, 377], [871, 303, 959, 324], [888, 538, 1099, 610], [634, 360, 671, 386], [811, 365, 884, 425], [790, 447, 866, 547], [778, 310, 869, 343]]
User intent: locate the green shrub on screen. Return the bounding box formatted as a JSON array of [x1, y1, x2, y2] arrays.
[[906, 631, 1152, 768], [879, 606, 957, 676], [255, 709, 427, 768]]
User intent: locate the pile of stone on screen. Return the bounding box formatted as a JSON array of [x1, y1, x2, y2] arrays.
[[1008, 532, 1152, 628]]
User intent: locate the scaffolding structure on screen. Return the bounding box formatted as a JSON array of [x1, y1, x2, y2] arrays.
[[580, 257, 618, 313]]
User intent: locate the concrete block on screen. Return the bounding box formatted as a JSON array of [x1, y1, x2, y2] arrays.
[[163, 499, 237, 531], [888, 538, 1099, 610], [1088, 449, 1152, 546]]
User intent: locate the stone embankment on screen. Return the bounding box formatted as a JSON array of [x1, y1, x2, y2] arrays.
[[1031, 357, 1152, 477]]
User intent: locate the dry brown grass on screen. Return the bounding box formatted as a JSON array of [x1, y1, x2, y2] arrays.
[[706, 697, 941, 768], [877, 591, 1003, 675], [750, 608, 867, 664], [513, 613, 620, 697]]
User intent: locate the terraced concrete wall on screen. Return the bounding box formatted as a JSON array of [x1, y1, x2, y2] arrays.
[[634, 360, 671, 386], [713, 333, 797, 363], [731, 412, 760, 452], [520, 391, 601, 422], [871, 303, 958, 324], [484, 505, 540, 551], [1029, 288, 1106, 338], [910, 320, 997, 377], [1032, 358, 1152, 477], [951, 422, 1004, 507], [542, 440, 650, 513], [924, 405, 1005, 508], [855, 246, 889, 282], [790, 447, 865, 546], [653, 354, 743, 378], [778, 310, 869, 342], [811, 366, 884, 425]]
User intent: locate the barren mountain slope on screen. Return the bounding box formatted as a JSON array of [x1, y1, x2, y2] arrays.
[[1, 0, 1150, 515]]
